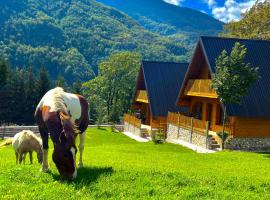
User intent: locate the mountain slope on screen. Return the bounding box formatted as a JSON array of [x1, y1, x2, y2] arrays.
[[97, 0, 223, 41], [0, 0, 188, 83]]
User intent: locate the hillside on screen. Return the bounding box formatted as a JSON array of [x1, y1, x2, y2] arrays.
[[0, 0, 189, 83], [97, 0, 223, 43]]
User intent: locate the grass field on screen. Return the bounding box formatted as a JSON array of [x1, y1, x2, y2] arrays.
[[1, 128, 270, 199]]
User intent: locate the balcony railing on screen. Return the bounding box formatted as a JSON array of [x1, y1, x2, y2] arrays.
[[135, 90, 149, 103], [184, 79, 218, 98]]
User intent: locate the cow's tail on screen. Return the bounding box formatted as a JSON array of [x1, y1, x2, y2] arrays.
[[0, 138, 13, 147]]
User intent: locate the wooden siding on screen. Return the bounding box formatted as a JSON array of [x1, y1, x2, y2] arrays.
[[184, 79, 218, 98], [124, 114, 141, 128], [150, 116, 167, 132], [233, 117, 270, 137], [135, 90, 149, 103]]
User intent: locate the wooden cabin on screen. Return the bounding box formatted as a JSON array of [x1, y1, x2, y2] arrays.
[[125, 61, 188, 135], [175, 36, 270, 150]]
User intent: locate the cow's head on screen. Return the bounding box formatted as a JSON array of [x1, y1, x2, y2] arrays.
[[52, 112, 77, 179]]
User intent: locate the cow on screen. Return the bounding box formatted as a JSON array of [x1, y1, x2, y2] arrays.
[[34, 87, 89, 179]]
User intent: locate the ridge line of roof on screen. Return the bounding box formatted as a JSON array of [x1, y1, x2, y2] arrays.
[[200, 36, 270, 43], [142, 60, 189, 65]]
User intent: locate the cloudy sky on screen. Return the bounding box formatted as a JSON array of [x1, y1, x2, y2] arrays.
[[163, 0, 257, 23]]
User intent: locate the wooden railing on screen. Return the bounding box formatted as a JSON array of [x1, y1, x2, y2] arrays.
[[135, 90, 149, 103], [212, 124, 234, 135], [151, 118, 167, 132], [168, 112, 234, 135], [123, 114, 141, 128], [184, 79, 218, 98]]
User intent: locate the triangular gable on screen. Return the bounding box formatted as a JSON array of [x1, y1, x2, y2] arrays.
[[177, 36, 270, 118], [133, 61, 189, 117]]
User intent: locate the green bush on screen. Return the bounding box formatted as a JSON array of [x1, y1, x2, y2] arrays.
[[151, 130, 165, 144], [217, 131, 229, 142]]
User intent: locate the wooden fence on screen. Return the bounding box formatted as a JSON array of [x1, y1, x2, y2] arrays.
[[0, 125, 125, 139], [168, 112, 233, 135], [123, 114, 141, 128], [0, 126, 40, 139]]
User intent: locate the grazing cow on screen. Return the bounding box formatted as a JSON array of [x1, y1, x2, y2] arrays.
[[12, 130, 43, 164], [34, 87, 89, 179]]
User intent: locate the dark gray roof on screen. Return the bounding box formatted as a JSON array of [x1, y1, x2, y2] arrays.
[[200, 36, 270, 117], [142, 61, 189, 117]]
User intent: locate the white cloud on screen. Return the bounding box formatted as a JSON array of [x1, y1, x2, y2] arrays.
[[207, 0, 217, 8], [210, 0, 256, 23], [163, 0, 185, 6]]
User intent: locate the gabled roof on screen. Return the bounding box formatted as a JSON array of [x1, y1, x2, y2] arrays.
[[180, 36, 270, 117], [139, 61, 189, 117]]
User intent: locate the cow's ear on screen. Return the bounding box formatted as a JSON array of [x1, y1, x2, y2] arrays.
[[59, 112, 75, 147]]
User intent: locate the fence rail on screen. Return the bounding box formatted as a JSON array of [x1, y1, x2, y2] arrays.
[[123, 114, 141, 128], [168, 112, 233, 135], [0, 125, 124, 139]]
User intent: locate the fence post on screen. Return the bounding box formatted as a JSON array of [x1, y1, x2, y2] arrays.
[[190, 117, 193, 143], [3, 124, 6, 140], [205, 121, 210, 149], [177, 113, 180, 139]]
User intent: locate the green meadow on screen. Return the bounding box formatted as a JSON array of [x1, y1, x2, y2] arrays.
[[0, 128, 270, 199]]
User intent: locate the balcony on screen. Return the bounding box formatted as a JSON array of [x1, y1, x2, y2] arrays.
[[184, 79, 218, 98], [135, 90, 149, 103]]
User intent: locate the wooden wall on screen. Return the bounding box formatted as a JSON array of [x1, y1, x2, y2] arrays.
[[233, 117, 270, 138], [151, 116, 167, 131]]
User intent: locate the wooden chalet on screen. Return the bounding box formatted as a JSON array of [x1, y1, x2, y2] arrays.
[[124, 61, 188, 136], [176, 36, 270, 142]]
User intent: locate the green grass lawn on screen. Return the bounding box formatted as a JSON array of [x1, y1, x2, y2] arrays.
[[1, 128, 270, 199]]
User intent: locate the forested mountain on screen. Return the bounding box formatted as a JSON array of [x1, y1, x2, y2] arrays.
[[0, 0, 189, 83], [221, 1, 270, 40], [97, 0, 223, 44]]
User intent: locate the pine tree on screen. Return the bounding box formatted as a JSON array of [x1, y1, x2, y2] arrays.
[[73, 80, 82, 94], [36, 66, 51, 100], [0, 59, 10, 125], [55, 75, 68, 90], [24, 67, 38, 124], [0, 58, 8, 89]]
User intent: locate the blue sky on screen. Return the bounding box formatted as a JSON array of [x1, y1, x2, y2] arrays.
[[163, 0, 257, 22]]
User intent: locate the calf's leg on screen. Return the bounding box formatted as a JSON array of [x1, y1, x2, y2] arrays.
[[15, 152, 18, 164], [29, 151, 33, 164]]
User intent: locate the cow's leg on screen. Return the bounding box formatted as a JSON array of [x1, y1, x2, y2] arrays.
[[41, 134, 49, 172], [35, 108, 50, 172], [39, 126, 49, 172], [78, 132, 86, 168]]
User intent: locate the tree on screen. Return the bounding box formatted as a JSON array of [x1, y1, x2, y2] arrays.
[[55, 75, 68, 90], [36, 66, 51, 100], [83, 52, 141, 123], [211, 42, 260, 149], [72, 80, 82, 94], [24, 67, 39, 124], [0, 58, 10, 124], [221, 1, 270, 40]]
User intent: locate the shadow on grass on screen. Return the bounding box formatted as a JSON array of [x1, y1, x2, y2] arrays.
[[96, 127, 108, 131], [50, 166, 114, 187]]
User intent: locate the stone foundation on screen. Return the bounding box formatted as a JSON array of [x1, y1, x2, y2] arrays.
[[167, 123, 210, 149], [124, 122, 141, 137], [225, 137, 270, 151]]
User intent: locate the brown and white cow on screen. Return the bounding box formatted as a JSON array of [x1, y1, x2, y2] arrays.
[[34, 87, 89, 179]]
